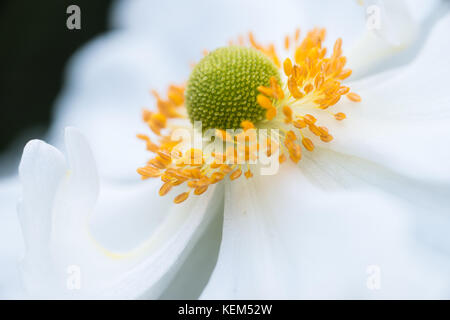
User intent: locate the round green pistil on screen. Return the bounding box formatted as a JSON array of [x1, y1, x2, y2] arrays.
[[185, 46, 280, 130]]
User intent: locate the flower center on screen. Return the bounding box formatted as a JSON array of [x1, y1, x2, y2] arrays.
[[185, 46, 280, 130], [137, 28, 362, 204]]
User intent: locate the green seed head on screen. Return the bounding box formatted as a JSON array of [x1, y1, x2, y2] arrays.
[[185, 46, 280, 130]]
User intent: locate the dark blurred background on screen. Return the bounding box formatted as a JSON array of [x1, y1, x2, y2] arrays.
[[0, 0, 112, 158]]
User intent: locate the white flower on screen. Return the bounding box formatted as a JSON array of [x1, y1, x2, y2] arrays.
[[2, 0, 450, 299]]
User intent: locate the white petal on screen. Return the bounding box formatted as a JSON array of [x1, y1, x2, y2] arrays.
[[159, 194, 224, 299], [200, 178, 295, 299], [347, 0, 446, 78], [305, 11, 450, 183], [98, 183, 223, 299], [301, 147, 450, 256], [201, 163, 450, 299], [18, 139, 67, 268], [18, 128, 223, 299]]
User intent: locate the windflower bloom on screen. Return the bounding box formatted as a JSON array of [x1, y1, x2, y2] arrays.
[[136, 30, 361, 203], [6, 0, 450, 299]]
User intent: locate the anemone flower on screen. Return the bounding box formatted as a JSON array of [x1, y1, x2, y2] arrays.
[[3, 0, 450, 299]]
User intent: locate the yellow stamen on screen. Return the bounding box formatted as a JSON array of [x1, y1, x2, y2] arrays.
[[347, 92, 361, 102], [257, 94, 273, 109], [334, 112, 346, 120], [194, 185, 208, 195], [159, 181, 173, 196], [230, 168, 242, 180], [257, 86, 274, 97], [266, 106, 277, 120], [241, 120, 255, 131], [174, 192, 190, 204], [283, 58, 293, 76], [302, 137, 314, 151]]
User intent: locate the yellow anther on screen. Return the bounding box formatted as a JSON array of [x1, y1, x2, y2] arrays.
[[338, 69, 352, 80], [187, 180, 199, 188], [266, 106, 277, 120], [320, 134, 334, 142], [308, 124, 322, 136], [159, 181, 173, 196], [337, 86, 350, 95], [257, 94, 273, 109], [288, 77, 304, 99], [149, 157, 170, 169], [157, 150, 171, 162], [288, 144, 302, 163], [302, 137, 314, 151], [211, 171, 226, 182], [230, 168, 243, 181], [293, 119, 306, 129], [282, 105, 293, 120], [244, 169, 253, 179], [334, 112, 346, 120], [174, 192, 189, 204], [257, 86, 274, 97], [303, 114, 317, 124], [283, 58, 293, 76], [318, 126, 329, 136], [286, 130, 297, 141], [171, 179, 185, 186], [194, 185, 208, 195], [241, 120, 255, 131], [137, 166, 160, 179], [346, 92, 361, 102]]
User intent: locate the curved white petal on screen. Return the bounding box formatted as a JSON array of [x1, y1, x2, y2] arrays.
[[300, 148, 450, 256], [347, 0, 448, 78], [303, 11, 450, 183], [159, 197, 224, 299], [18, 139, 67, 269], [18, 127, 223, 299], [201, 163, 450, 299]]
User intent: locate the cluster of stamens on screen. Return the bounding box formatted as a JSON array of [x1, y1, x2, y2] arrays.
[[137, 28, 361, 204]]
